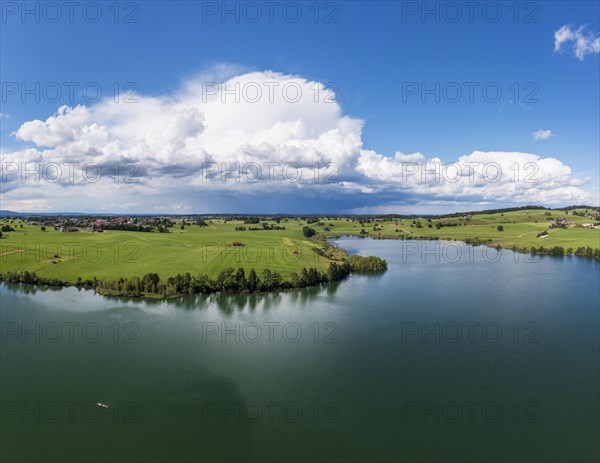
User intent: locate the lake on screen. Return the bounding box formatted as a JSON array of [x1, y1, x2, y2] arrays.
[[1, 238, 599, 462]]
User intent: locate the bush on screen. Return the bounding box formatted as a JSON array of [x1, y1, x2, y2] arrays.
[[302, 226, 316, 238], [346, 255, 388, 272]]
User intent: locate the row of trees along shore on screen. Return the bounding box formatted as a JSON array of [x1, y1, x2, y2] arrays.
[[353, 234, 600, 259], [0, 255, 388, 299], [462, 237, 600, 258]]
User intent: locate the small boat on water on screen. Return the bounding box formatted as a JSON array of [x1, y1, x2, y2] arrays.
[[96, 403, 110, 409]]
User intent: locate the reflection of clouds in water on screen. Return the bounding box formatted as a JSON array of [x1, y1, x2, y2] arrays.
[[1, 282, 137, 313]]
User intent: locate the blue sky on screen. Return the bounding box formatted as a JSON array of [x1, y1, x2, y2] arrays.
[[1, 1, 599, 214]]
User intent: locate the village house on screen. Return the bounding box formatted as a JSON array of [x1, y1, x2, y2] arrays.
[[555, 218, 575, 227]]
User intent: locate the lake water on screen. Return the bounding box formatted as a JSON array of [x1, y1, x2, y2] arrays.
[[1, 238, 599, 462]]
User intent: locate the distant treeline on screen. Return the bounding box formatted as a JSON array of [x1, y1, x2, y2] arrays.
[[96, 223, 155, 232], [0, 255, 388, 299], [556, 205, 599, 212], [242, 217, 282, 224], [462, 237, 600, 259], [235, 224, 286, 231], [437, 205, 548, 219]]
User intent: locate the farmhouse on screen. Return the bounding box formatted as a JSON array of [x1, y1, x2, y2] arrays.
[[555, 218, 574, 227]]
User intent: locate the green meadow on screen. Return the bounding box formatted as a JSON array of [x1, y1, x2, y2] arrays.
[[0, 219, 331, 283], [0, 208, 598, 285]]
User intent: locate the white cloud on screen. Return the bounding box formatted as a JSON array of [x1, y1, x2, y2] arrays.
[[356, 149, 593, 205], [2, 69, 596, 212], [554, 25, 600, 60], [2, 70, 366, 211], [11, 71, 363, 172], [531, 129, 553, 141], [0, 113, 9, 120], [394, 151, 425, 162]]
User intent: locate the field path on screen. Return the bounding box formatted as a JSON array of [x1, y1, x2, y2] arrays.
[[0, 248, 26, 257]]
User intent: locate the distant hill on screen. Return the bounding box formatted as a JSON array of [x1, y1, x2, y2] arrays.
[[0, 206, 598, 218], [0, 210, 87, 217], [0, 210, 26, 217]]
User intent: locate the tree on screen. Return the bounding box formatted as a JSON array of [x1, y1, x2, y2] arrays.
[[327, 262, 351, 282], [143, 273, 160, 293], [302, 226, 316, 238], [261, 268, 282, 291], [497, 225, 504, 231], [41, 226, 46, 232], [215, 267, 237, 292], [247, 269, 259, 292], [234, 268, 247, 291]]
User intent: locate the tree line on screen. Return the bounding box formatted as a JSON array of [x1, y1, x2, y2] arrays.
[[0, 255, 388, 299]]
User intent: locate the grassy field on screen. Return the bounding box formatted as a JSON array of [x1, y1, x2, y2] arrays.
[[0, 208, 598, 284], [0, 219, 332, 282]]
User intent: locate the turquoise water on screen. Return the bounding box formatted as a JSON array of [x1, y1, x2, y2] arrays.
[[1, 239, 599, 462]]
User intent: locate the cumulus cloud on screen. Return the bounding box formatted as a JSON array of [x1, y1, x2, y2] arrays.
[[1, 69, 595, 212], [10, 71, 363, 175], [554, 25, 600, 60], [394, 151, 425, 162], [531, 129, 553, 141], [356, 149, 593, 205]]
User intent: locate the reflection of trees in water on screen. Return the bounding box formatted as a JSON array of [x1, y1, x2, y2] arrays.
[[2, 280, 343, 314], [207, 283, 341, 314], [2, 282, 64, 295], [162, 283, 342, 315]]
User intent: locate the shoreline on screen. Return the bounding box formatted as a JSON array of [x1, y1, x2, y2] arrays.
[[0, 237, 387, 300], [1, 235, 598, 302], [326, 233, 600, 259]]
